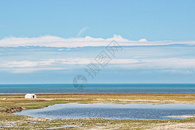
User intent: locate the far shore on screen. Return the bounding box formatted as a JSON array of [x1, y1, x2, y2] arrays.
[[1, 93, 195, 104]]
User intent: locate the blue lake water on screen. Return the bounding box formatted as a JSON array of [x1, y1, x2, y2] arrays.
[[14, 103, 195, 120], [0, 84, 195, 93]]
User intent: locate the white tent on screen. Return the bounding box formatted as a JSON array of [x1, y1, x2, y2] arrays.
[[25, 94, 36, 99]]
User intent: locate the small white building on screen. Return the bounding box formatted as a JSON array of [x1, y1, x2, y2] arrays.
[[25, 94, 36, 99]]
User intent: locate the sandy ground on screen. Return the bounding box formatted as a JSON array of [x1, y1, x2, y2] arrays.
[[147, 123, 195, 130]]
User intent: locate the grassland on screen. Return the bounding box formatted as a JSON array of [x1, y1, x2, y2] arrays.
[[0, 93, 195, 129]]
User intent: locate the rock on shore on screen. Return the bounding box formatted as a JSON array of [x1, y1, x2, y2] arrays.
[[1, 107, 25, 113]]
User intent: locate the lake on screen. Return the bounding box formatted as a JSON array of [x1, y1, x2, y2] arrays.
[[14, 103, 195, 120], [1, 84, 195, 93]]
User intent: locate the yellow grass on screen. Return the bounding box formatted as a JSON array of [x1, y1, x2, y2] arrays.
[[0, 93, 195, 129]]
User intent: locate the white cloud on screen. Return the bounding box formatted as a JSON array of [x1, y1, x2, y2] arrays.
[[0, 58, 141, 68], [0, 58, 91, 69], [5, 61, 39, 68], [111, 58, 195, 70], [1, 58, 195, 73], [1, 68, 65, 73], [78, 27, 88, 36], [139, 38, 147, 42], [0, 35, 195, 48]]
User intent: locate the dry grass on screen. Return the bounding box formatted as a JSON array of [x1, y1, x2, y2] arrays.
[[0, 93, 195, 129]]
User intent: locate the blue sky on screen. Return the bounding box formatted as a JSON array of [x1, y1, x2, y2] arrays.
[[0, 0, 195, 84], [1, 0, 195, 40]]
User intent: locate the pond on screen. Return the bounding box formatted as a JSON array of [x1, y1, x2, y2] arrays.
[[13, 103, 195, 120]]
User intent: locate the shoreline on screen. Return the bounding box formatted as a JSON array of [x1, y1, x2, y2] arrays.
[[1, 93, 195, 104], [1, 92, 195, 94]]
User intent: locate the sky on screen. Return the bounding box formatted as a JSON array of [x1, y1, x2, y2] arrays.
[[0, 0, 195, 84]]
